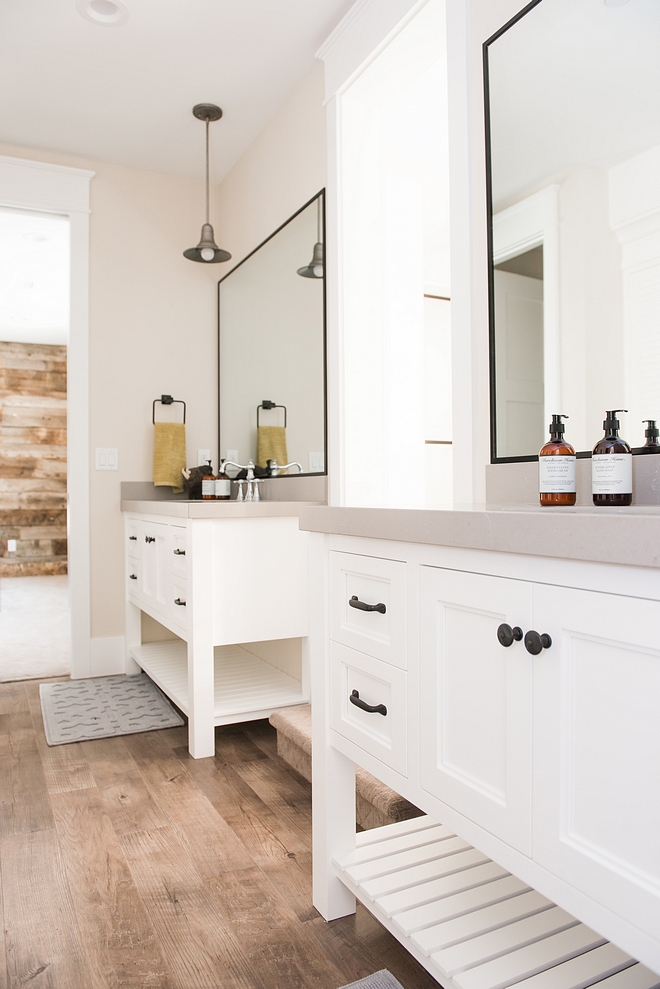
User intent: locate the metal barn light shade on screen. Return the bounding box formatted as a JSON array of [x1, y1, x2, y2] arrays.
[[297, 197, 324, 278], [183, 104, 231, 264]]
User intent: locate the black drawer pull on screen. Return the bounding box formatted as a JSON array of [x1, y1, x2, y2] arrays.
[[497, 623, 522, 647], [145, 536, 155, 544], [129, 535, 137, 541], [349, 595, 386, 615], [174, 598, 186, 607], [173, 548, 186, 555], [524, 630, 552, 655], [350, 689, 387, 716], [129, 574, 137, 580]]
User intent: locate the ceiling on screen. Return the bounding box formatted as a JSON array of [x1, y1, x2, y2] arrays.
[[0, 0, 353, 181]]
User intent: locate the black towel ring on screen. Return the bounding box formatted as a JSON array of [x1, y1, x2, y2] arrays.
[[153, 395, 186, 424], [257, 401, 286, 428]]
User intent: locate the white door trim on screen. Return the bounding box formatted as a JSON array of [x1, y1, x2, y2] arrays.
[[0, 153, 94, 679], [493, 185, 560, 435]]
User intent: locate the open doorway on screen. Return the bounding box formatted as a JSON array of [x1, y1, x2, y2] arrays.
[[0, 206, 70, 681]]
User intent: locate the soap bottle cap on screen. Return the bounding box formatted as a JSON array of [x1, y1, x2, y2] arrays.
[[603, 409, 627, 432], [549, 413, 568, 435], [643, 419, 659, 440]]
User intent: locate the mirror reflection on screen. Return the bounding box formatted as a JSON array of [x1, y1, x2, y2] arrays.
[[218, 192, 326, 476], [486, 0, 660, 459]]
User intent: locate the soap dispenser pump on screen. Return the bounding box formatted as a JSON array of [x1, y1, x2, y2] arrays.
[[592, 410, 632, 506], [539, 414, 576, 506], [636, 420, 660, 455]]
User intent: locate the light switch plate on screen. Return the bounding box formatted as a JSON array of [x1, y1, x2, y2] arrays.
[[197, 449, 211, 466], [7, 539, 16, 553], [309, 452, 324, 472], [95, 448, 118, 470]]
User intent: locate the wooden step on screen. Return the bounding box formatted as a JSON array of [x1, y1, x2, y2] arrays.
[[333, 814, 660, 989]]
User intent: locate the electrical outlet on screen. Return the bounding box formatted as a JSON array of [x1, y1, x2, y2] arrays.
[[95, 448, 118, 470], [226, 449, 239, 464], [309, 452, 324, 472], [7, 539, 16, 553], [197, 449, 212, 466]]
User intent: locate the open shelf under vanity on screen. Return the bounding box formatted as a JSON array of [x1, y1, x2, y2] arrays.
[[129, 640, 307, 726]]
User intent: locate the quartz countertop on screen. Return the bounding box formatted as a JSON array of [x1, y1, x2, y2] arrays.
[[122, 500, 324, 519], [298, 504, 660, 569]]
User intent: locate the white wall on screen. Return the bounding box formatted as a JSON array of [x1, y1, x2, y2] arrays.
[[214, 62, 327, 266]]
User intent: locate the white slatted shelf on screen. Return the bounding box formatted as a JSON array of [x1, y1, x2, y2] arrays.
[[130, 640, 307, 726], [333, 814, 660, 989]]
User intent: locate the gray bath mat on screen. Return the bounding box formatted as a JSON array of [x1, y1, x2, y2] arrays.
[[40, 673, 184, 745], [339, 972, 405, 989]]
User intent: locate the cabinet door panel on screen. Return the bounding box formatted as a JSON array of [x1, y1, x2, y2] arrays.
[[533, 584, 660, 941], [139, 520, 169, 618], [420, 566, 533, 855]]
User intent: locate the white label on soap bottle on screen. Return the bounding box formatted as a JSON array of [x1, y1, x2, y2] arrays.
[[215, 478, 230, 497], [592, 453, 632, 494], [201, 478, 215, 497], [539, 455, 576, 492]]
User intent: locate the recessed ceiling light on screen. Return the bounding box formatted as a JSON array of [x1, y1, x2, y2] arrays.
[[76, 0, 129, 26]]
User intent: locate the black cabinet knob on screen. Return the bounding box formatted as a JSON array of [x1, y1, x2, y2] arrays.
[[174, 598, 186, 607], [497, 623, 523, 647], [145, 536, 155, 544], [524, 630, 552, 655], [129, 535, 137, 540], [129, 574, 137, 580]]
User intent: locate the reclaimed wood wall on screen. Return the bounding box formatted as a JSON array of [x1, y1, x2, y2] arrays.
[[0, 341, 67, 577]]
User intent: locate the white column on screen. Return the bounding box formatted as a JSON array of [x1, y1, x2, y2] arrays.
[[187, 519, 216, 758]]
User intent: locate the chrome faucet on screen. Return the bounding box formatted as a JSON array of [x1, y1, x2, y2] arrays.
[[223, 460, 264, 501], [267, 460, 303, 477]]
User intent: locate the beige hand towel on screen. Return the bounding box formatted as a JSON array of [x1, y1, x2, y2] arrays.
[[153, 422, 186, 493], [257, 425, 288, 469]]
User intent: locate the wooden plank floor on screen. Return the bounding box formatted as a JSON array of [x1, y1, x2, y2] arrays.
[[0, 677, 441, 989]]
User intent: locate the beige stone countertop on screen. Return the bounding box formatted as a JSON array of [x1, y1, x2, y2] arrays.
[[298, 504, 660, 569], [122, 500, 325, 518]]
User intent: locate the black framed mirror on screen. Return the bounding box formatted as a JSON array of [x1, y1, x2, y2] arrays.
[[485, 0, 660, 463], [217, 191, 327, 477]]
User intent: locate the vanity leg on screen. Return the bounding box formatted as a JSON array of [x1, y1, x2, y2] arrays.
[[310, 531, 356, 921], [124, 600, 142, 675], [187, 520, 216, 759]]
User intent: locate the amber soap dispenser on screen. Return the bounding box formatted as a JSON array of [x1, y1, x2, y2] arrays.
[[539, 414, 576, 506], [592, 410, 632, 507]]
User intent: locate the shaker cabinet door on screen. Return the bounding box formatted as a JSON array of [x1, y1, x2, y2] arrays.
[[419, 566, 533, 855], [532, 583, 660, 942]]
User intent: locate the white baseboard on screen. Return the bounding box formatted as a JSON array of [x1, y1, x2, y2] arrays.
[[90, 635, 126, 676]]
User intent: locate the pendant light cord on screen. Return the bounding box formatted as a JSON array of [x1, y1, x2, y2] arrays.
[[205, 118, 210, 225]]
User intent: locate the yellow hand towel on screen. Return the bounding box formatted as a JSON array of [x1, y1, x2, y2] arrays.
[[257, 425, 288, 469], [153, 422, 186, 493]]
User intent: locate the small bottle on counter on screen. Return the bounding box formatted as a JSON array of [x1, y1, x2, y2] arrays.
[[201, 460, 216, 500], [592, 410, 632, 507], [215, 460, 231, 500], [635, 420, 660, 455], [539, 414, 576, 506]]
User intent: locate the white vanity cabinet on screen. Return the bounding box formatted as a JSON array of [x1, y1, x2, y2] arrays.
[[304, 512, 660, 980], [123, 501, 314, 759]]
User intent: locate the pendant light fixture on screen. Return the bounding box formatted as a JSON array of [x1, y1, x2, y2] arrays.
[[183, 104, 231, 264], [297, 197, 324, 278]]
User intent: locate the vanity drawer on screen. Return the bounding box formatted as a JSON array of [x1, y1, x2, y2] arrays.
[[329, 551, 406, 668], [127, 520, 139, 549], [330, 641, 407, 776], [169, 576, 188, 628], [170, 526, 188, 577], [127, 558, 139, 600]]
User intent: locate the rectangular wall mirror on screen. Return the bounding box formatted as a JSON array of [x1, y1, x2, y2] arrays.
[[485, 0, 660, 461], [218, 191, 326, 477]]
